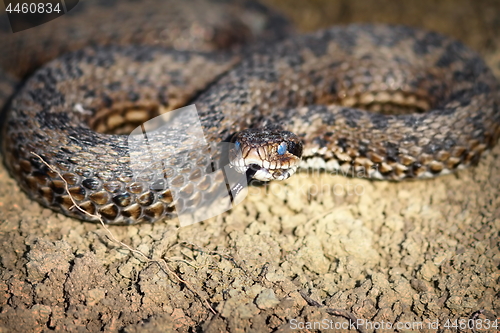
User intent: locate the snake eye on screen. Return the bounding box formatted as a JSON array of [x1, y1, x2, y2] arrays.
[[234, 141, 241, 151], [277, 142, 287, 155], [286, 141, 303, 157]]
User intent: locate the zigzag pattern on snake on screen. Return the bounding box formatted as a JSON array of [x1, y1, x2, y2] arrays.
[[2, 0, 499, 224]]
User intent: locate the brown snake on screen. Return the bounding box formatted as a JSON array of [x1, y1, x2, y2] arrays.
[[1, 0, 500, 224]]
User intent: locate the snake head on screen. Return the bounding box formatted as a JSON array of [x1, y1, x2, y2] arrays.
[[229, 127, 303, 181]]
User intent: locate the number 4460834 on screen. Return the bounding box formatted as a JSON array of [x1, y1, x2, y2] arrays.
[[443, 318, 499, 330], [6, 2, 62, 14]]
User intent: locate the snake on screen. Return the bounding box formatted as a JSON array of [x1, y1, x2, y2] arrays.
[[1, 0, 499, 224]]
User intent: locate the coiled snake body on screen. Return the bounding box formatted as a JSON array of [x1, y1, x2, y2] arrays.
[[2, 1, 499, 224]]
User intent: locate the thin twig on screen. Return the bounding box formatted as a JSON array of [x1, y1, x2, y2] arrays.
[[180, 241, 259, 281], [468, 309, 485, 333], [305, 206, 344, 225], [299, 290, 366, 333], [31, 152, 216, 314]]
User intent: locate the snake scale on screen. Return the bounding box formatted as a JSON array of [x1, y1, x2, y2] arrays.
[[1, 0, 499, 224]]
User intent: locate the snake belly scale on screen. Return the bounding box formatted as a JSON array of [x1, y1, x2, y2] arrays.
[[2, 2, 500, 224]]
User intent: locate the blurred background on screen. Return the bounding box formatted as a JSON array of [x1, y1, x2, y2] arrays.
[[264, 0, 500, 75]]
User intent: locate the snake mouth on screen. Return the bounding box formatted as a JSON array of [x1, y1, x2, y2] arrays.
[[233, 160, 300, 182], [256, 164, 300, 181], [229, 127, 303, 182]]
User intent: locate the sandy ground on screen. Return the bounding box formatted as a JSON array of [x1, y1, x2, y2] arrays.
[[0, 0, 499, 332]]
